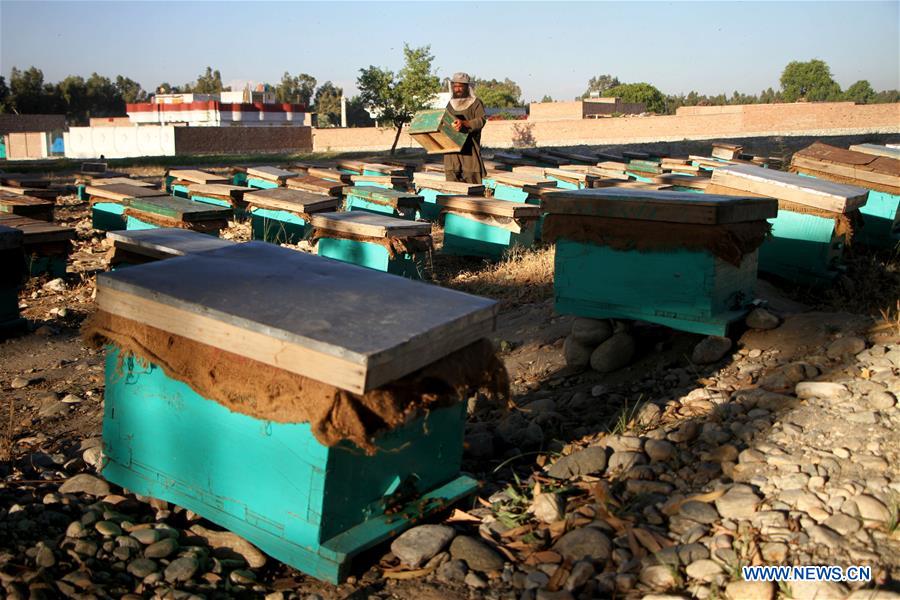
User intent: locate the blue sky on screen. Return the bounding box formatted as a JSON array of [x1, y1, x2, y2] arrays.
[[1, 1, 898, 102]]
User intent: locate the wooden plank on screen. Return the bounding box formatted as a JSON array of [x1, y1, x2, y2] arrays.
[[437, 196, 541, 219], [0, 185, 58, 199], [245, 188, 340, 213], [246, 166, 298, 182], [790, 155, 899, 190], [168, 169, 230, 185], [540, 188, 777, 224], [127, 196, 233, 222], [849, 144, 900, 160], [711, 164, 868, 213], [107, 228, 234, 260], [95, 242, 497, 393], [310, 211, 432, 238], [85, 184, 166, 202], [349, 175, 408, 186], [361, 163, 406, 176]]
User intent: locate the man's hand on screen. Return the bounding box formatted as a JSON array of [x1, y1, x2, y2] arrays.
[[452, 119, 466, 132]]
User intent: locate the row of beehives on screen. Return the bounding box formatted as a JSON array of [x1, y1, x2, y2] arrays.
[[1, 140, 896, 585]]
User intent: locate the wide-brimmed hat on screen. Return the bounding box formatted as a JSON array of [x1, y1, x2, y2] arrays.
[[450, 72, 471, 84]]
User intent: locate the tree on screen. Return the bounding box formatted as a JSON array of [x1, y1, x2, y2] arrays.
[[314, 81, 343, 127], [0, 77, 10, 113], [275, 72, 317, 105], [346, 95, 375, 127], [85, 73, 123, 118], [9, 66, 48, 113], [357, 43, 441, 154], [873, 89, 900, 103], [540, 95, 553, 103], [473, 77, 521, 108], [582, 74, 621, 99], [58, 75, 89, 122], [115, 76, 146, 104], [780, 59, 842, 102], [603, 82, 666, 113], [192, 67, 225, 94], [844, 80, 875, 104]]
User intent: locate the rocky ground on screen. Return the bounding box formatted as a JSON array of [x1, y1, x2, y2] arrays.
[[1, 182, 900, 600]]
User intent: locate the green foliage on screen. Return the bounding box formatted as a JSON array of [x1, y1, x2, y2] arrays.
[[115, 76, 146, 104], [314, 81, 342, 127], [603, 82, 666, 113], [780, 59, 842, 102], [583, 74, 621, 99], [346, 95, 374, 127], [473, 77, 521, 108], [844, 79, 875, 104], [356, 43, 441, 152], [276, 72, 317, 105], [191, 67, 226, 94], [0, 76, 9, 113], [540, 95, 553, 103]]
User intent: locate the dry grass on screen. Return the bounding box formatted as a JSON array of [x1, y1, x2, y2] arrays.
[[433, 243, 556, 307], [817, 245, 900, 317]]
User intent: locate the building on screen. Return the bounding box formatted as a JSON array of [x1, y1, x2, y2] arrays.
[[0, 114, 67, 160], [125, 91, 312, 127]]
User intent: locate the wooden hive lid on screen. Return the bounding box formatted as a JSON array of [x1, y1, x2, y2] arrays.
[[541, 187, 777, 225], [492, 172, 556, 188], [712, 163, 869, 213], [310, 210, 432, 238], [848, 143, 900, 160], [107, 228, 234, 259], [0, 193, 54, 208], [167, 169, 230, 185], [361, 162, 407, 175], [245, 166, 298, 181], [95, 242, 497, 394], [84, 183, 166, 202], [188, 183, 253, 198], [306, 167, 353, 183], [412, 174, 484, 195], [0, 214, 76, 244], [437, 195, 541, 219], [126, 196, 232, 222], [244, 188, 340, 213], [341, 186, 422, 207], [285, 175, 345, 196], [349, 174, 408, 185], [84, 176, 155, 187]]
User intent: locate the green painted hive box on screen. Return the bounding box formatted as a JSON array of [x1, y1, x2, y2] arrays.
[[187, 183, 254, 219], [310, 211, 432, 279], [438, 195, 541, 260], [245, 188, 340, 245], [122, 196, 232, 236], [0, 225, 26, 337], [409, 109, 469, 154], [342, 186, 423, 220], [542, 188, 777, 336], [0, 214, 75, 278], [711, 164, 870, 285], [92, 243, 499, 583], [106, 227, 234, 267], [412, 174, 485, 222]]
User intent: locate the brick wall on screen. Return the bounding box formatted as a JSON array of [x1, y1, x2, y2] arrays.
[[173, 126, 313, 155], [312, 102, 900, 153]]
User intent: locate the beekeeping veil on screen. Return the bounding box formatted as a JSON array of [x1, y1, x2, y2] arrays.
[[448, 72, 477, 111]]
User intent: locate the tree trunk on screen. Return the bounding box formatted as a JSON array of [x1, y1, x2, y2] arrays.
[[390, 123, 403, 155]]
